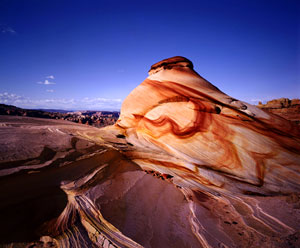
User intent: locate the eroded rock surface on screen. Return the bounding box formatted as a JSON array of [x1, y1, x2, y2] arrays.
[[0, 57, 300, 248], [117, 56, 300, 195]]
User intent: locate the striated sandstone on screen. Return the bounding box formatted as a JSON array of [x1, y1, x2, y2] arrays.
[[117, 56, 300, 195]]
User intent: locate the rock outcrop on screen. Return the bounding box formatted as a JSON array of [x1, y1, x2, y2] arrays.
[[117, 56, 300, 195], [257, 98, 300, 125], [0, 57, 300, 248]]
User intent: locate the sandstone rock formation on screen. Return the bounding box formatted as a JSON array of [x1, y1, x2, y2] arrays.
[[257, 98, 300, 125], [117, 56, 300, 195], [0, 57, 300, 248]]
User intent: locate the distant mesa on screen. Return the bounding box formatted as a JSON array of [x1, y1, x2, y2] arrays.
[[257, 98, 300, 125], [258, 98, 300, 109]]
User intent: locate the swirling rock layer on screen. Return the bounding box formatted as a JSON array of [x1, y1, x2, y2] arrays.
[[0, 57, 300, 248], [117, 56, 300, 195]]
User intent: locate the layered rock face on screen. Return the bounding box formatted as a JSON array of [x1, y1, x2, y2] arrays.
[[1, 57, 300, 248], [117, 56, 300, 195], [257, 98, 300, 125]]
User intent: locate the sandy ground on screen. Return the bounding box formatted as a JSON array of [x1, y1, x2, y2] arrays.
[[0, 116, 299, 248]]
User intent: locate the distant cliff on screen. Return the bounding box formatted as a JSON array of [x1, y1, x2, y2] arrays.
[[0, 104, 119, 127], [257, 98, 300, 125]]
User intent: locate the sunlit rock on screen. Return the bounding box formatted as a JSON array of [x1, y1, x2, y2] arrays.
[[117, 56, 300, 195]]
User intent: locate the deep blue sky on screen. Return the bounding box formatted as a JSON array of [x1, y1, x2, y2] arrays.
[[0, 0, 299, 110]]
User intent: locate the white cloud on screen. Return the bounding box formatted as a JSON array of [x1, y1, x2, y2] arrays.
[[46, 89, 54, 93], [37, 79, 55, 85], [0, 92, 122, 110], [0, 25, 16, 35], [0, 92, 22, 101], [46, 75, 55, 79], [248, 97, 273, 104]]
